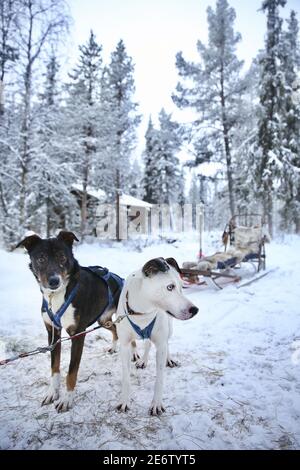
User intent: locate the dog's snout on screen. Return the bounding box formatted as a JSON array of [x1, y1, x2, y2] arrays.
[[48, 275, 60, 289], [189, 306, 198, 317]]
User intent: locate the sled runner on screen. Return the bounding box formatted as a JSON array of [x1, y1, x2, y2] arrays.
[[181, 214, 270, 290]]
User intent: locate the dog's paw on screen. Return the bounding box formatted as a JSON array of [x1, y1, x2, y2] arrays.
[[41, 387, 59, 406], [116, 402, 130, 413], [135, 359, 147, 369], [55, 391, 74, 413], [107, 346, 117, 354], [149, 402, 166, 416], [131, 352, 140, 362], [166, 358, 180, 368]]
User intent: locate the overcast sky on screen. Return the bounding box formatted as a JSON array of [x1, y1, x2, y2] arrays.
[[67, 0, 300, 122]]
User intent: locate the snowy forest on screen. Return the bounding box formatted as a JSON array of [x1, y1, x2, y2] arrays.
[[0, 0, 299, 247]]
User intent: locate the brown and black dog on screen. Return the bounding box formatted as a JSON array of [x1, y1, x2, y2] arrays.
[[16, 231, 123, 412]]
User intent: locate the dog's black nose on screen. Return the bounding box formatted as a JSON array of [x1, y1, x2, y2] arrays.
[[189, 306, 198, 317], [48, 275, 60, 289]]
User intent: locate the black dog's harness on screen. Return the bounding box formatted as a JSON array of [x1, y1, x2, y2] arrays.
[[42, 266, 124, 329]]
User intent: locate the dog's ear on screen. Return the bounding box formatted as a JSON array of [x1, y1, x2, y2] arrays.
[[15, 234, 42, 253], [165, 257, 182, 274], [142, 257, 170, 277], [57, 231, 79, 246]]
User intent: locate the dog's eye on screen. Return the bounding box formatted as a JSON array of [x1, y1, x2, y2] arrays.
[[167, 284, 175, 291], [59, 254, 67, 265], [37, 256, 46, 264]]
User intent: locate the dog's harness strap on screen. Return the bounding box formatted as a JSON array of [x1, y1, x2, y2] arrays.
[[42, 266, 124, 330], [126, 315, 156, 340], [82, 266, 124, 327], [124, 291, 157, 340], [42, 284, 79, 329]]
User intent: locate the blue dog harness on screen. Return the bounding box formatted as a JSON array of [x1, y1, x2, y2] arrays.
[[42, 284, 79, 329], [126, 315, 156, 340], [42, 266, 124, 329], [42, 265, 156, 339], [124, 291, 157, 340]]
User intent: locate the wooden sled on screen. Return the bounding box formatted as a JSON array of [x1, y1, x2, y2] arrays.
[[182, 213, 270, 290], [181, 267, 241, 290]]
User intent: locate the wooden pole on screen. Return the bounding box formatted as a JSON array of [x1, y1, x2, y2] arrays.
[[199, 203, 204, 258]]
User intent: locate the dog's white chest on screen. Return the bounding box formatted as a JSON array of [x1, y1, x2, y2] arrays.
[[42, 289, 76, 331]]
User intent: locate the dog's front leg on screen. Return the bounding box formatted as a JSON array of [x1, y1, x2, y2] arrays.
[[42, 324, 61, 406], [131, 340, 140, 362], [166, 318, 179, 368], [136, 339, 151, 369], [55, 334, 85, 412], [149, 342, 167, 416], [117, 341, 131, 412]]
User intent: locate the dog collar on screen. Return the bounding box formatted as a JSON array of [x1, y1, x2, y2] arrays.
[[125, 291, 143, 316]]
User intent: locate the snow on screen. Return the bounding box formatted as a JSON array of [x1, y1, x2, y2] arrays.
[[120, 194, 153, 209], [72, 183, 106, 201], [71, 184, 152, 208], [0, 233, 299, 450]]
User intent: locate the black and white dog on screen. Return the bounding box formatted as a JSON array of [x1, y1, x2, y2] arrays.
[[116, 257, 199, 415], [16, 231, 123, 412]]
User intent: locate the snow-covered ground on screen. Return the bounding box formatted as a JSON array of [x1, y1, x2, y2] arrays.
[[0, 233, 299, 450]]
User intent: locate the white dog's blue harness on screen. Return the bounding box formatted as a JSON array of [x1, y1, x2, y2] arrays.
[[124, 292, 157, 340]]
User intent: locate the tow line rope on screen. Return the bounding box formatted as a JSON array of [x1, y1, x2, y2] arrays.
[[0, 316, 127, 367]]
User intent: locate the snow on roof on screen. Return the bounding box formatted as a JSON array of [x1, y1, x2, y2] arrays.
[[120, 194, 152, 208], [72, 184, 152, 208], [72, 183, 106, 201]]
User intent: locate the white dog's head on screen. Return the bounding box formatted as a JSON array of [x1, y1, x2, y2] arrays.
[[129, 257, 198, 321]]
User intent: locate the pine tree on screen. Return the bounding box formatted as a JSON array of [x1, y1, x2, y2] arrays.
[[189, 173, 199, 205], [173, 0, 245, 217], [65, 30, 103, 238], [255, 0, 287, 236], [279, 10, 300, 232], [97, 40, 141, 205], [149, 109, 182, 204], [233, 60, 261, 215], [128, 159, 143, 198], [143, 117, 160, 203], [31, 55, 76, 237]]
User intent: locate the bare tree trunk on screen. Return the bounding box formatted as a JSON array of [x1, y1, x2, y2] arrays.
[[0, 80, 4, 116], [80, 166, 89, 240], [81, 122, 93, 240], [19, 58, 32, 227], [116, 168, 120, 241], [46, 195, 51, 238], [0, 181, 7, 216], [220, 62, 235, 218], [0, 0, 17, 117], [262, 183, 273, 238]]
